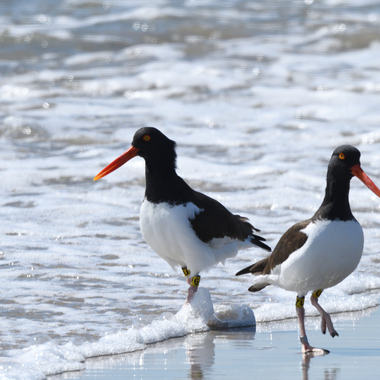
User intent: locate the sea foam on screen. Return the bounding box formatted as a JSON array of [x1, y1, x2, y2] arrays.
[[1, 289, 255, 379]]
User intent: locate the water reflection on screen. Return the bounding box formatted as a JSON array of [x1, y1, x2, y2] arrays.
[[301, 352, 339, 380], [185, 332, 216, 379], [185, 328, 256, 379]]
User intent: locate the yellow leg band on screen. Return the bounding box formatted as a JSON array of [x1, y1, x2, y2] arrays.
[[190, 275, 201, 287], [311, 289, 323, 298], [182, 267, 191, 277], [296, 296, 305, 308]]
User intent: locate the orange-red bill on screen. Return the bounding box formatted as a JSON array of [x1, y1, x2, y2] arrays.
[[350, 164, 380, 197], [94, 146, 140, 181]]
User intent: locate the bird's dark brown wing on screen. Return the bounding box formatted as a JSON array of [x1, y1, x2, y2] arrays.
[[236, 219, 310, 276]]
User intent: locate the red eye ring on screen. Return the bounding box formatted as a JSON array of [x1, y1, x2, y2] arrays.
[[339, 153, 345, 160], [143, 134, 151, 142]]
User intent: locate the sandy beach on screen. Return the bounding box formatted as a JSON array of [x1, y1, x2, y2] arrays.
[[51, 306, 380, 380]]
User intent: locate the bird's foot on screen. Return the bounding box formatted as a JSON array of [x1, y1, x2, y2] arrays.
[[300, 337, 330, 355], [302, 343, 330, 356], [310, 294, 338, 338], [320, 312, 339, 337]]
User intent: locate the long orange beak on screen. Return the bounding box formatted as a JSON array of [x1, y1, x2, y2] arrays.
[[94, 146, 140, 181], [350, 164, 380, 197]]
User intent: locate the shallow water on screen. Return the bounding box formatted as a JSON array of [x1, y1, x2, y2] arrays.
[[1, 0, 380, 378], [52, 308, 380, 380]]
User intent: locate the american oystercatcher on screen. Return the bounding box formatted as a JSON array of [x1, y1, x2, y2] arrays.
[[94, 127, 271, 302], [236, 145, 380, 354]]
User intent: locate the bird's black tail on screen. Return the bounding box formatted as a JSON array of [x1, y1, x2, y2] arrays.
[[235, 264, 253, 276], [250, 235, 271, 252]]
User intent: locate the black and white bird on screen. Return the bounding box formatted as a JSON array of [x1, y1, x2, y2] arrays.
[[94, 127, 271, 302], [236, 145, 380, 354]]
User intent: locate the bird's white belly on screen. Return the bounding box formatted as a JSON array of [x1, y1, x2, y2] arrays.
[[140, 199, 250, 275], [277, 219, 364, 295]]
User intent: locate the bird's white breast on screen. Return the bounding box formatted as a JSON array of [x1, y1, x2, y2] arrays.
[[277, 219, 364, 295], [139, 199, 252, 275]]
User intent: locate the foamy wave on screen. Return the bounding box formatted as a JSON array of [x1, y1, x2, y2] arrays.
[[1, 289, 255, 379]]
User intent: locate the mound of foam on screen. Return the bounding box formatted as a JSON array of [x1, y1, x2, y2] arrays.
[[209, 304, 255, 329]]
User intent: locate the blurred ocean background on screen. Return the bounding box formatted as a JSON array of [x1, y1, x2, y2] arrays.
[[1, 0, 380, 378]]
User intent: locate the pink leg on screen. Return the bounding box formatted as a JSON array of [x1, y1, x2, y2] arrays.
[[310, 295, 338, 338], [182, 267, 200, 303], [296, 296, 329, 355]]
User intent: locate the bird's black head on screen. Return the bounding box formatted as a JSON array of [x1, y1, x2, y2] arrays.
[[329, 145, 361, 179], [94, 127, 177, 181], [131, 127, 177, 169], [316, 144, 380, 220]]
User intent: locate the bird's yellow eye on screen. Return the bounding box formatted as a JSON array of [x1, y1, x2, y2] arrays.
[[143, 134, 151, 142], [339, 153, 345, 160]]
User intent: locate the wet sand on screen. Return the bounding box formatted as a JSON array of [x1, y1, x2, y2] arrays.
[[51, 306, 380, 380]]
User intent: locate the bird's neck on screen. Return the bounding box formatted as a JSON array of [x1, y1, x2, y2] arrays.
[[144, 160, 191, 204], [314, 174, 354, 221]]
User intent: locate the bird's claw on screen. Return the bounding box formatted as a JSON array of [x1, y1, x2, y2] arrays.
[[320, 312, 338, 338]]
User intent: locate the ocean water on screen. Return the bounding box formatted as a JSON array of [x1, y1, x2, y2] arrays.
[[1, 0, 380, 378]]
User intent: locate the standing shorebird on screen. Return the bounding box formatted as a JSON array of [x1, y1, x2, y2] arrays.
[[94, 127, 270, 302], [236, 145, 380, 353]]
